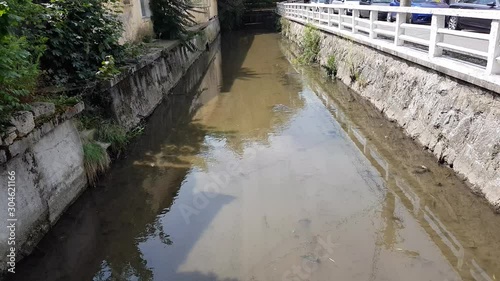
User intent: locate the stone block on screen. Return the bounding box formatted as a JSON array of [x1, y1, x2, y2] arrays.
[[31, 102, 56, 119], [10, 111, 35, 137], [8, 138, 28, 158], [8, 129, 42, 159], [4, 131, 17, 146], [40, 120, 55, 136], [62, 101, 85, 120]]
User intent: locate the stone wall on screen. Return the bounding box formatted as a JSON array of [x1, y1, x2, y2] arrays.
[[283, 19, 500, 210], [0, 102, 86, 272], [102, 17, 221, 130]]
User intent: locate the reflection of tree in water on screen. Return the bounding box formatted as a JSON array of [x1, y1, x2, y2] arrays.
[[194, 31, 305, 154]]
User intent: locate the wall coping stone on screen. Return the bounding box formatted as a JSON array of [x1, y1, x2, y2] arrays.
[[0, 101, 84, 164]]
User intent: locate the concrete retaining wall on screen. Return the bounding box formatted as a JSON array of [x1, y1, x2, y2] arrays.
[[284, 19, 500, 210], [0, 118, 86, 272], [102, 17, 221, 130]]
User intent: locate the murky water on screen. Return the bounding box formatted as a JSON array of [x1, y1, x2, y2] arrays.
[[11, 31, 500, 281]]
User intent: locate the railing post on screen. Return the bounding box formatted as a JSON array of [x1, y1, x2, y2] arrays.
[[352, 9, 359, 34], [369, 10, 378, 39], [328, 7, 332, 27], [339, 9, 345, 30], [486, 20, 500, 75], [429, 15, 445, 57], [394, 12, 405, 46]]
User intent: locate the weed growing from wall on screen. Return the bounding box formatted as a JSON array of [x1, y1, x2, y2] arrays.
[[280, 17, 290, 36], [78, 114, 144, 157], [323, 55, 337, 78], [298, 24, 321, 65], [83, 141, 111, 186]]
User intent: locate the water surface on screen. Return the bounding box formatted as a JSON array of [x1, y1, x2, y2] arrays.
[[11, 31, 500, 281]]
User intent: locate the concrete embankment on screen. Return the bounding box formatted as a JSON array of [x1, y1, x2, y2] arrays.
[[282, 19, 500, 211], [0, 17, 220, 273]]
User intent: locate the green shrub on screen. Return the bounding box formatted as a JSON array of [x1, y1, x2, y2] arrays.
[[36, 0, 124, 84], [83, 141, 110, 186], [298, 24, 321, 65], [150, 0, 196, 40], [0, 0, 44, 130]]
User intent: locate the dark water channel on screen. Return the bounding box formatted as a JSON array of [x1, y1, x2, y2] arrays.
[[10, 30, 500, 281]]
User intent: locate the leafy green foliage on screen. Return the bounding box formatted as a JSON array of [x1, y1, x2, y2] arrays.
[[96, 55, 121, 80], [150, 0, 196, 40], [36, 0, 124, 84], [298, 24, 321, 65], [0, 0, 43, 129]]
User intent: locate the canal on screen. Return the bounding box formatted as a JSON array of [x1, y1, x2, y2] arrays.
[[10, 30, 500, 281]]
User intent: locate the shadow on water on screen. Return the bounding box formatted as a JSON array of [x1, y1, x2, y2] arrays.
[[220, 29, 276, 93]]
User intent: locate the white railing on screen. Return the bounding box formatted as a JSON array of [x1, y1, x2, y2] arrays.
[[277, 2, 500, 82]]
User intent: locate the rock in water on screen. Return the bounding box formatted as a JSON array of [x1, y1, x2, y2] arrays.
[[272, 104, 291, 112]]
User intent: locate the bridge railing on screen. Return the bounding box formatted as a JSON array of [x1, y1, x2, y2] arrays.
[[277, 2, 500, 85]]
